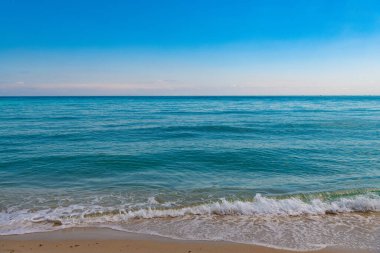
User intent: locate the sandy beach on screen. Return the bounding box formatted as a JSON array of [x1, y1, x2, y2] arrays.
[[0, 228, 368, 253]]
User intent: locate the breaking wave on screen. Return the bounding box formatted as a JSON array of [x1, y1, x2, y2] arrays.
[[1, 193, 379, 234], [1, 192, 379, 251]]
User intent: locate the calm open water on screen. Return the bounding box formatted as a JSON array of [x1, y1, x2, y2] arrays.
[[0, 96, 379, 250]]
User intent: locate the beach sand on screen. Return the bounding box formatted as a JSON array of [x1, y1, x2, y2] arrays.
[[0, 228, 367, 253]]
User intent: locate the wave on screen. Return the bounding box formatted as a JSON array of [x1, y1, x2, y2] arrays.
[[1, 192, 379, 251], [88, 192, 380, 220], [1, 193, 379, 232]]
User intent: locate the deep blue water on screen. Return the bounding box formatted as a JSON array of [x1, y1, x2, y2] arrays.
[[0, 96, 379, 250]]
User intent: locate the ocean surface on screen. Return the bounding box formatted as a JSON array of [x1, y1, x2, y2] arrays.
[[0, 96, 379, 251]]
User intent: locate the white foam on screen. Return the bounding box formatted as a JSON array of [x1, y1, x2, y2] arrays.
[[1, 193, 380, 251], [100, 193, 380, 220], [147, 196, 159, 205], [1, 193, 379, 235]]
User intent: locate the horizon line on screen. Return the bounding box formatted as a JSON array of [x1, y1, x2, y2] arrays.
[[1, 95, 380, 98]]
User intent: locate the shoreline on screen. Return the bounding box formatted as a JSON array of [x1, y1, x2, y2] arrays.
[[0, 227, 368, 253]]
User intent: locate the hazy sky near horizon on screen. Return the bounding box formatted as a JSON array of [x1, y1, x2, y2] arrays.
[[1, 0, 380, 95]]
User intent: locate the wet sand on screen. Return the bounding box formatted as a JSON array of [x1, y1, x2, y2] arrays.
[[0, 227, 367, 253]]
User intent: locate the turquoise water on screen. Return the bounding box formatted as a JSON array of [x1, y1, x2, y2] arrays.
[[0, 97, 379, 250]]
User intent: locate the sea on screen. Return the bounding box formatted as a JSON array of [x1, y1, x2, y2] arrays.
[[0, 96, 379, 251]]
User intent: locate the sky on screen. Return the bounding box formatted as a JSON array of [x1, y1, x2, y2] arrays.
[[1, 0, 380, 96]]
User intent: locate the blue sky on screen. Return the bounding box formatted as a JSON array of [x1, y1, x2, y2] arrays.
[[1, 0, 380, 95]]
